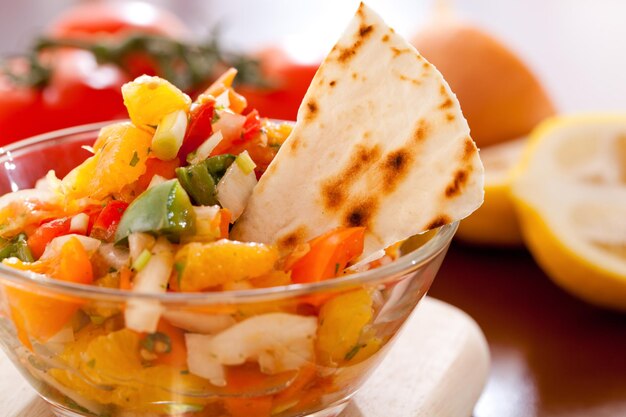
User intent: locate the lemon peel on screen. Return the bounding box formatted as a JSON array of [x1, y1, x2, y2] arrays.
[[511, 114, 626, 310]]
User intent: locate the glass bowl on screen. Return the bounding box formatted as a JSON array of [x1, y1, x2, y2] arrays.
[[0, 122, 457, 417]]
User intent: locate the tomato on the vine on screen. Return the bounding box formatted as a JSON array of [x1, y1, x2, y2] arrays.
[[0, 2, 189, 146], [237, 47, 319, 122], [0, 50, 128, 146], [47, 1, 189, 40]]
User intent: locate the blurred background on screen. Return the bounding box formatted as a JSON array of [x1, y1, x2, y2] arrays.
[[2, 0, 626, 113]]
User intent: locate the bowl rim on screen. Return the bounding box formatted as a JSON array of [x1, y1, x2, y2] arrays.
[[0, 121, 458, 304]]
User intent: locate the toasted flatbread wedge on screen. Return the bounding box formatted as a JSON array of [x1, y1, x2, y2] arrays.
[[232, 3, 484, 259]]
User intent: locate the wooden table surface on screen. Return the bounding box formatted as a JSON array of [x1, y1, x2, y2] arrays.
[[429, 243, 626, 417]]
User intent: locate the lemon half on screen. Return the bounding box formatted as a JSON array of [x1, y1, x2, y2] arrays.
[[511, 115, 626, 310], [456, 138, 525, 246]]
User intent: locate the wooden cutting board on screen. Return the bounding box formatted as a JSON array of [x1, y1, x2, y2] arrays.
[[0, 297, 490, 417]]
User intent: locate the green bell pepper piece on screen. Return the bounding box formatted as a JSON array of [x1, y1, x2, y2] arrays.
[[0, 233, 34, 262], [175, 154, 235, 206], [115, 179, 196, 243], [204, 154, 236, 182]]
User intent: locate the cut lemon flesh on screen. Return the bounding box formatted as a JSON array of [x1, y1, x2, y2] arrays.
[[456, 137, 525, 246], [511, 115, 626, 310]]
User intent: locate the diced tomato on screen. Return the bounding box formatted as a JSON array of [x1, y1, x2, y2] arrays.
[[27, 217, 72, 259], [211, 208, 231, 239], [90, 200, 128, 241], [210, 112, 247, 156], [178, 95, 215, 161], [119, 266, 132, 290], [273, 363, 317, 410], [242, 109, 262, 142], [288, 227, 365, 283], [222, 363, 281, 417], [134, 157, 180, 192]]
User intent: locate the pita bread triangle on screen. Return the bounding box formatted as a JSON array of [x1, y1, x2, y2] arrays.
[[232, 3, 484, 259]]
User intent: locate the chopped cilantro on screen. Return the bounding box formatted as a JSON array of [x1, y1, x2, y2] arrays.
[[345, 343, 366, 361], [129, 151, 140, 167], [174, 262, 186, 287], [65, 398, 92, 415]]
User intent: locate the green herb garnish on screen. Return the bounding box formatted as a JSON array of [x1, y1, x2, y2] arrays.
[[345, 343, 366, 361], [129, 151, 140, 167]]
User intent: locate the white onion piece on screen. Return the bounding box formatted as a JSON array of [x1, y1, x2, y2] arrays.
[[188, 131, 223, 165], [45, 325, 75, 354], [40, 234, 101, 260], [128, 232, 156, 262], [69, 213, 89, 234], [97, 243, 130, 271], [125, 237, 174, 333], [186, 313, 317, 386], [163, 310, 235, 334], [194, 205, 220, 221], [147, 174, 167, 189], [35, 170, 62, 192], [212, 112, 246, 143], [186, 334, 225, 386], [215, 89, 230, 108], [216, 162, 257, 221]]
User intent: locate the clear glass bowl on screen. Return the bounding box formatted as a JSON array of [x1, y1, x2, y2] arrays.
[[0, 122, 457, 417]]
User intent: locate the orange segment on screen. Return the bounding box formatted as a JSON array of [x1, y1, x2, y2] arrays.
[[62, 122, 152, 200], [122, 75, 191, 127], [50, 328, 210, 412], [249, 270, 292, 288], [175, 240, 279, 291], [316, 289, 373, 365], [3, 237, 94, 344]]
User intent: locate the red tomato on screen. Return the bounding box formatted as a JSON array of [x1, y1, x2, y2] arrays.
[[91, 200, 129, 241], [0, 74, 46, 146], [209, 108, 262, 157], [210, 112, 248, 156], [0, 50, 128, 146], [43, 50, 129, 129], [135, 158, 180, 192], [179, 96, 216, 161], [238, 47, 319, 121], [242, 109, 262, 141], [0, 2, 191, 145], [47, 1, 189, 40], [289, 227, 365, 283], [27, 217, 72, 259]]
